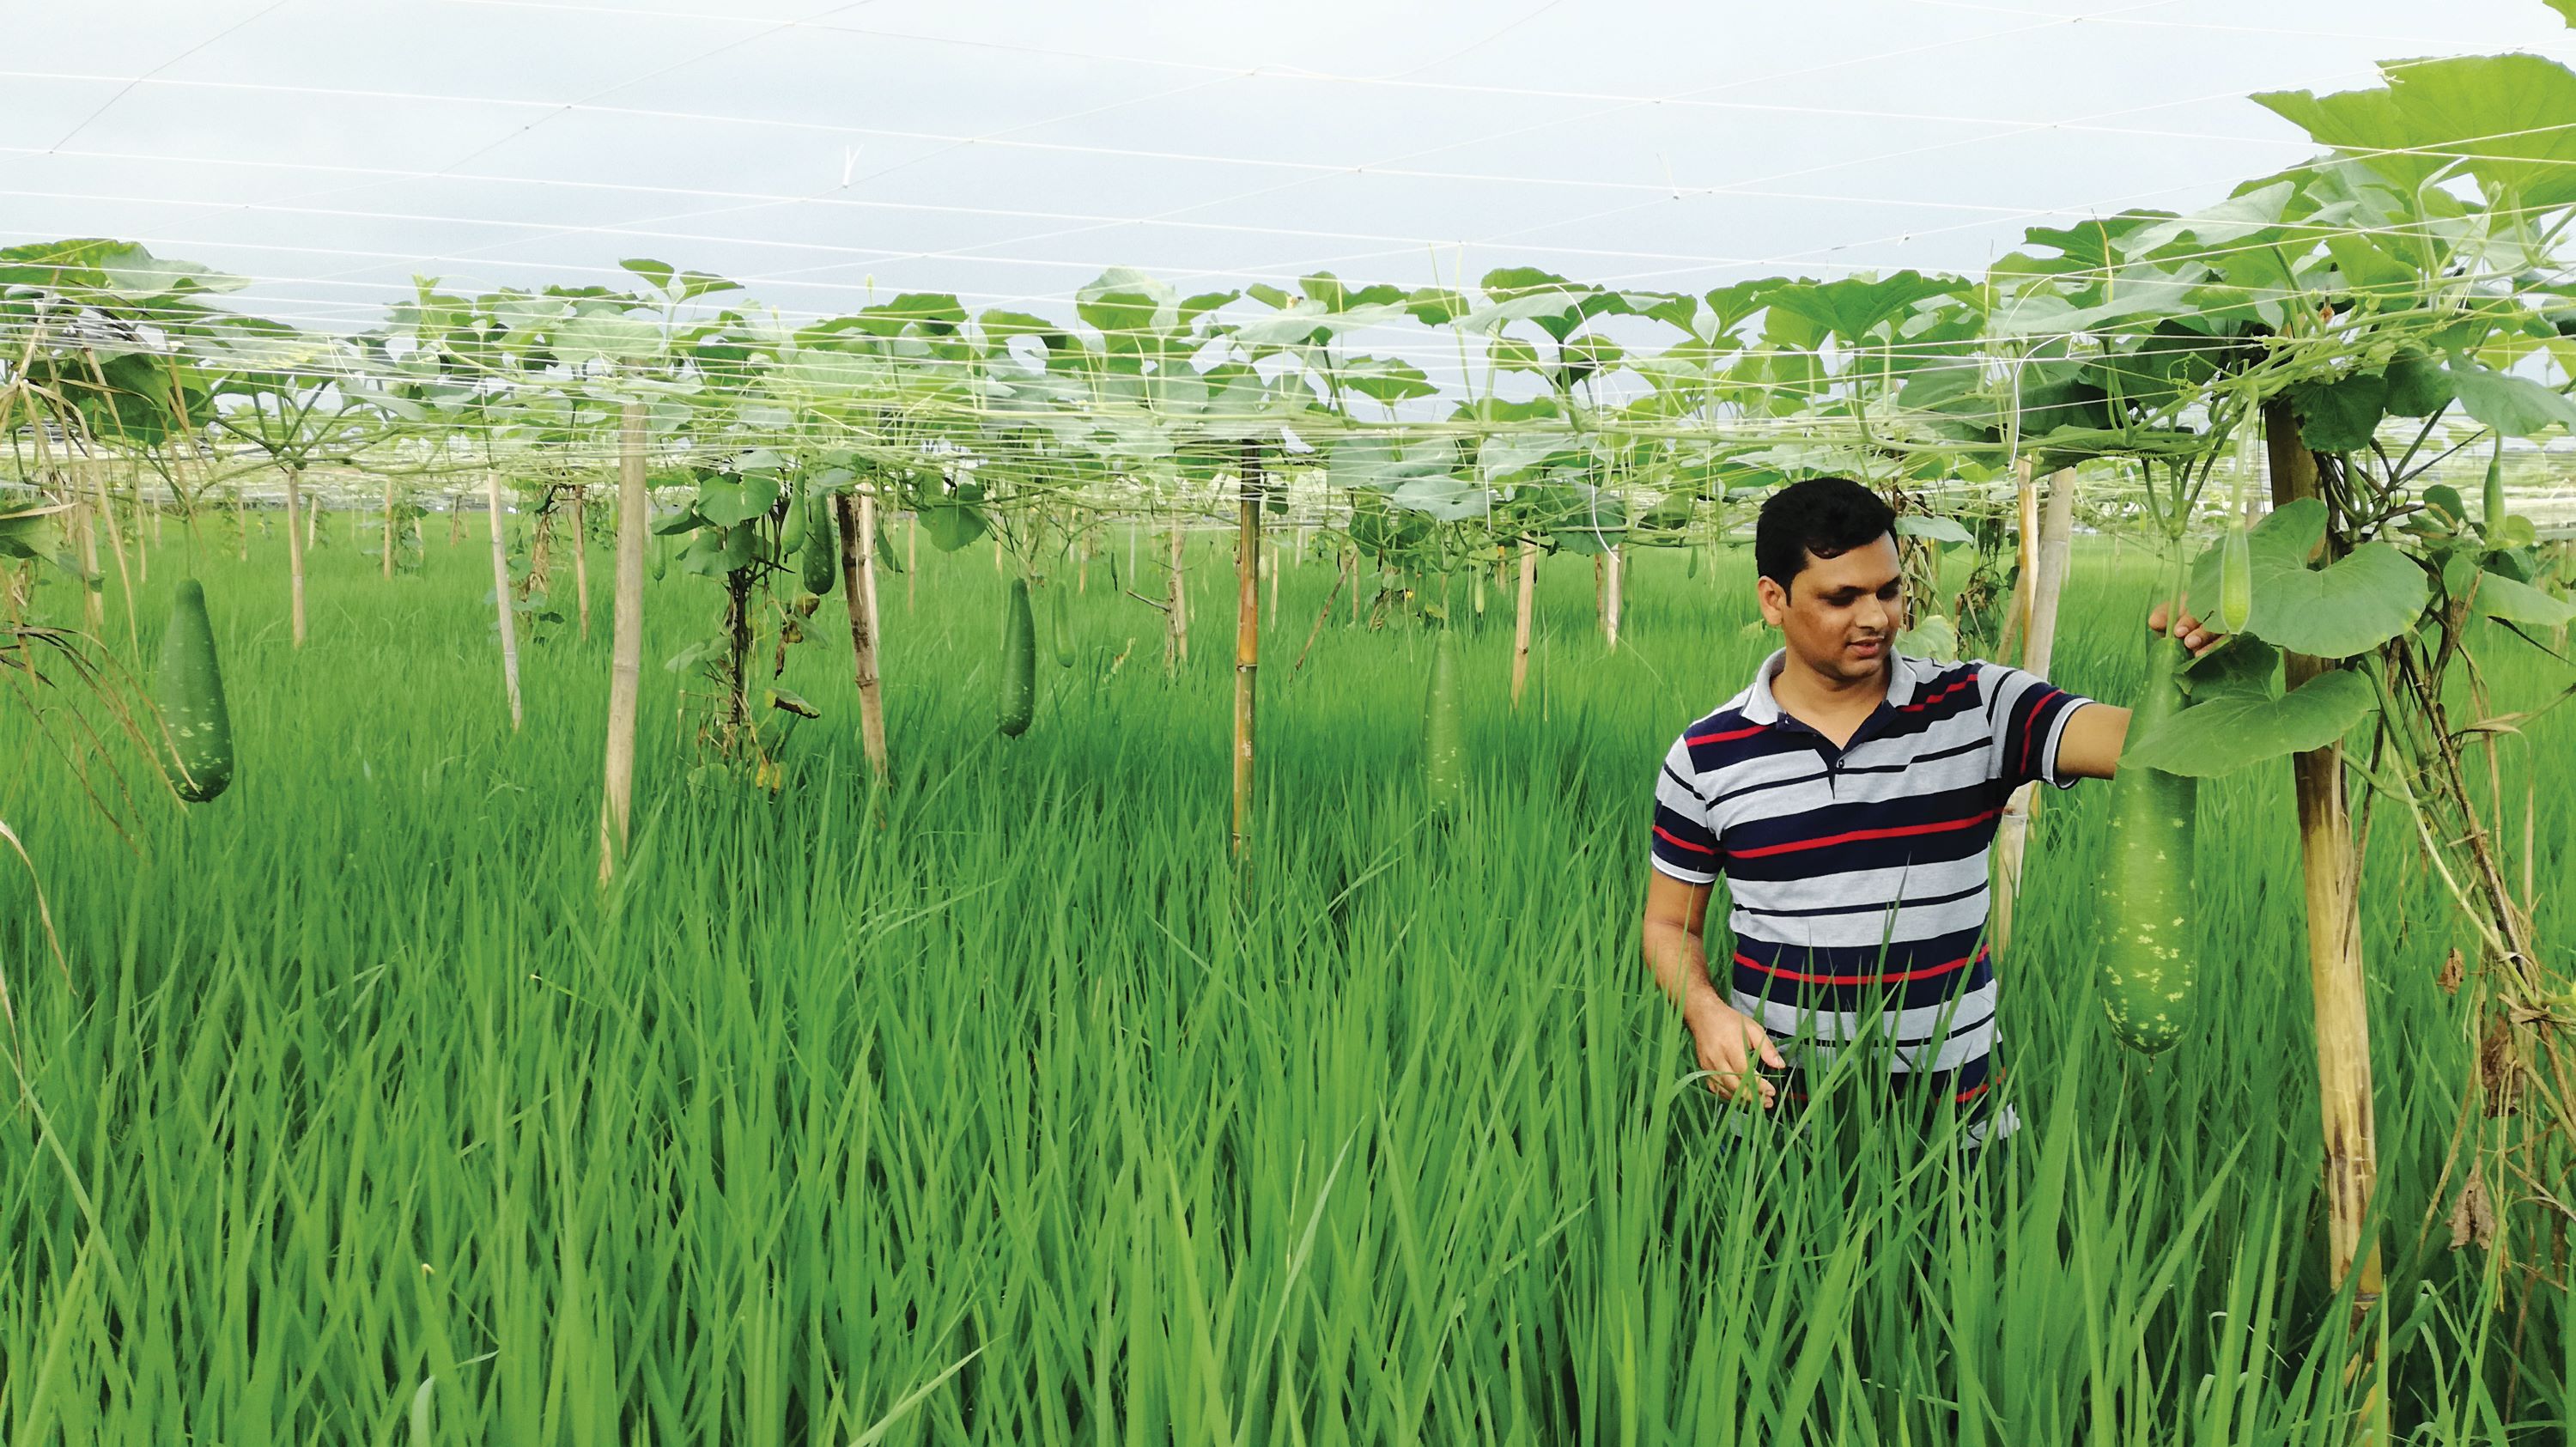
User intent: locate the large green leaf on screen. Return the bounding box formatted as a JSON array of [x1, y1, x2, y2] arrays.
[[2292, 370, 2387, 452], [694, 475, 781, 527], [2469, 568, 2576, 628], [2255, 55, 2576, 210], [2123, 668, 2377, 777], [2445, 362, 2576, 438], [552, 312, 665, 365], [1388, 475, 1492, 522], [1336, 356, 1435, 404], [919, 501, 989, 553], [1763, 271, 1958, 344], [2188, 499, 2428, 656], [1893, 514, 1973, 547], [1074, 268, 1179, 349]]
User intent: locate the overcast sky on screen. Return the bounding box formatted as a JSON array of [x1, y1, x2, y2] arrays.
[[8, 0, 2574, 362]]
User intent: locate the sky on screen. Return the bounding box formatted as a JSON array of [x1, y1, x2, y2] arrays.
[[6, 0, 2575, 362]]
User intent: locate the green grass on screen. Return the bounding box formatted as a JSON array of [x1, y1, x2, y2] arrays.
[[2, 514, 2569, 1444]]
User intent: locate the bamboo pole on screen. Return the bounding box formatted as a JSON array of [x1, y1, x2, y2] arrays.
[[598, 407, 647, 883], [1511, 539, 1538, 708], [1993, 465, 2075, 951], [86, 460, 137, 658], [1603, 543, 1624, 651], [836, 489, 890, 777], [381, 472, 398, 580], [571, 485, 592, 641], [1998, 456, 2039, 664], [2265, 398, 2385, 1338], [485, 471, 523, 732], [1233, 445, 1261, 864], [73, 501, 102, 635], [1166, 519, 1189, 672], [284, 465, 309, 649], [134, 466, 150, 585]]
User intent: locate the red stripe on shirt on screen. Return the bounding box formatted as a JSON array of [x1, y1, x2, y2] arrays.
[[1728, 806, 2000, 860], [1652, 824, 1716, 855], [1900, 677, 1973, 713], [1733, 944, 1986, 987], [1686, 723, 1765, 745], [2018, 686, 2065, 777], [1954, 1079, 1991, 1103]]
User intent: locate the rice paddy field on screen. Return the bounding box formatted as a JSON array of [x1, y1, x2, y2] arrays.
[[2, 519, 2570, 1445]]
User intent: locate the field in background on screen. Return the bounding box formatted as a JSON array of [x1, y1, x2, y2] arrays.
[[2, 523, 2569, 1444]]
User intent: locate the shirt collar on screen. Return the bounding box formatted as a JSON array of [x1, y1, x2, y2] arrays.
[[1742, 646, 1925, 727]]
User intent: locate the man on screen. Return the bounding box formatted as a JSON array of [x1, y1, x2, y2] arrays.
[[1640, 476, 2218, 1146]]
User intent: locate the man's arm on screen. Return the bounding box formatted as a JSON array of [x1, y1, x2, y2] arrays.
[[1641, 872, 1784, 1108], [2050, 600, 2226, 781]]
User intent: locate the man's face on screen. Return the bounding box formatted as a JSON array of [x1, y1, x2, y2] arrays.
[[1757, 534, 1905, 684]]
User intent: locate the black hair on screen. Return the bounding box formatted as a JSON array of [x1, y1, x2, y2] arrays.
[[1754, 477, 1897, 591]]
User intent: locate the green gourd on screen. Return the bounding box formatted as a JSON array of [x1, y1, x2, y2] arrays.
[[158, 579, 236, 803], [779, 484, 809, 552], [2219, 522, 2252, 635], [1049, 582, 1074, 666], [2484, 440, 2508, 534], [801, 492, 838, 597], [998, 577, 1036, 737], [2098, 629, 2197, 1055], [1422, 627, 1465, 816]]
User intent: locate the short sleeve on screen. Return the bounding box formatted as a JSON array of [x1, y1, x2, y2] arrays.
[[1649, 734, 1722, 885], [1979, 663, 2094, 791]]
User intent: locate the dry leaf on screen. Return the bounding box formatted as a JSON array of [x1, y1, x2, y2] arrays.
[[2449, 1170, 2496, 1250], [2437, 947, 2464, 995], [2478, 1017, 2522, 1117]]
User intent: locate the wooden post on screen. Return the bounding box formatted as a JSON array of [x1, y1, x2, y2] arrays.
[[1993, 465, 2075, 951], [598, 407, 647, 881], [571, 484, 592, 641], [836, 489, 890, 776], [381, 471, 398, 580], [2265, 398, 2384, 1337], [1511, 538, 1538, 708], [1233, 445, 1261, 864], [284, 465, 309, 649]]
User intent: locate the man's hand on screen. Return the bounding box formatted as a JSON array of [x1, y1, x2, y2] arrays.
[[2148, 599, 2225, 658], [1686, 996, 1787, 1109]]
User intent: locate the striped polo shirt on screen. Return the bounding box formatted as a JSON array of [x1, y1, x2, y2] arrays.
[[1649, 648, 2093, 1146]]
